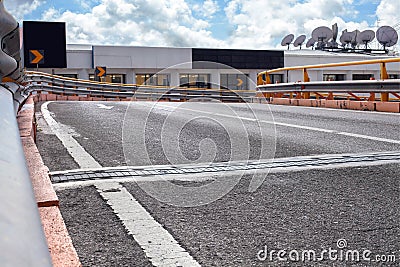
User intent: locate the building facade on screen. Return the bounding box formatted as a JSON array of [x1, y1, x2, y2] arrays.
[[35, 45, 400, 90]]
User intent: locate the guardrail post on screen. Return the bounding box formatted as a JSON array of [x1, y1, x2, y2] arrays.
[[381, 93, 389, 102], [302, 68, 310, 82], [257, 73, 263, 85], [368, 93, 375, 101], [302, 69, 311, 99], [380, 62, 389, 80], [258, 72, 272, 85], [380, 62, 390, 102]]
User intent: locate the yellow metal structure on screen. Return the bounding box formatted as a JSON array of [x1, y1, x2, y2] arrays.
[[257, 57, 400, 102]]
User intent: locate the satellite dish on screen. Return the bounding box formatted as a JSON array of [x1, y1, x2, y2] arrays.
[[351, 30, 361, 46], [376, 26, 398, 48], [281, 34, 295, 49], [332, 23, 339, 41], [356, 30, 375, 47], [312, 26, 333, 48], [340, 30, 355, 46], [293, 35, 306, 48], [306, 38, 315, 48]]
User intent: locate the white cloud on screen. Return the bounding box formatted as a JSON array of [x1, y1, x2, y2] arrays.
[[3, 0, 45, 22], [224, 0, 370, 48], [5, 0, 390, 49], [376, 0, 400, 26], [193, 0, 219, 18], [42, 0, 224, 47]]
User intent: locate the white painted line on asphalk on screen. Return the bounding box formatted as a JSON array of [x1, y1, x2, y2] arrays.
[[149, 103, 400, 145], [96, 182, 201, 267], [41, 101, 200, 267], [41, 101, 102, 169]]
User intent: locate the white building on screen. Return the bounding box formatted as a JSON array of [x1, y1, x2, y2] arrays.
[[35, 44, 400, 90]]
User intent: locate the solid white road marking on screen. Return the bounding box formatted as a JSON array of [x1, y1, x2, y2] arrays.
[[96, 182, 201, 267], [41, 101, 102, 169], [96, 103, 114, 110], [149, 103, 400, 145], [42, 101, 201, 267]]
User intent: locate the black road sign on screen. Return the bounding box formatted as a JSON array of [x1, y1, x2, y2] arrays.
[[95, 66, 106, 77], [23, 21, 66, 68]]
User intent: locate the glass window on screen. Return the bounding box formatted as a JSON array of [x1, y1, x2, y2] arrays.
[[220, 74, 249, 90], [179, 74, 210, 88], [323, 74, 346, 81], [89, 74, 125, 83], [136, 74, 170, 86], [270, 74, 284, 84], [389, 74, 399, 79], [352, 74, 374, 80]]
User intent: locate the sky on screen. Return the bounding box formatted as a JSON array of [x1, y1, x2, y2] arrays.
[[4, 0, 400, 49]]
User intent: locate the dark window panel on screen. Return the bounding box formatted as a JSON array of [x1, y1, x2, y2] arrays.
[[192, 48, 284, 69]]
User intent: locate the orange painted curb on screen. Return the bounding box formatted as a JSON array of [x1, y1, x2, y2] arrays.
[[17, 98, 35, 139], [47, 94, 57, 101], [67, 96, 80, 101], [269, 98, 399, 113], [18, 98, 59, 207], [79, 96, 90, 101], [56, 95, 68, 101], [40, 94, 48, 101], [271, 98, 291, 105], [39, 206, 82, 267], [21, 136, 59, 207], [375, 102, 400, 113]]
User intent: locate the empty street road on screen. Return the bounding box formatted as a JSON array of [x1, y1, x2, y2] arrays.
[[36, 101, 400, 266]]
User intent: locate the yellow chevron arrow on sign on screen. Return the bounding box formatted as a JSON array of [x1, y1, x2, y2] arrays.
[[237, 78, 243, 87], [30, 50, 44, 64], [95, 66, 106, 77]]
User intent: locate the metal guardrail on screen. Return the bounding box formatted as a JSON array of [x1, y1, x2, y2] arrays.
[[257, 57, 400, 84], [257, 57, 400, 101], [0, 1, 52, 266], [256, 79, 400, 93], [25, 72, 258, 102]]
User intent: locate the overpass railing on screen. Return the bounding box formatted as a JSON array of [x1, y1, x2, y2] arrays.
[[257, 58, 400, 101], [0, 0, 52, 266], [25, 71, 258, 102]]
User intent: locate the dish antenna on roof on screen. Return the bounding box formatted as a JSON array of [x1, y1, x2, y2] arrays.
[[351, 30, 361, 47], [293, 35, 306, 49], [281, 34, 295, 50], [306, 38, 315, 48], [376, 26, 398, 49], [332, 23, 339, 41], [339, 30, 354, 47], [356, 30, 375, 48], [312, 26, 333, 48]]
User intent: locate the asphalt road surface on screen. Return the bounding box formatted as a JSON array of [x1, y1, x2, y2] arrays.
[[36, 101, 400, 266]]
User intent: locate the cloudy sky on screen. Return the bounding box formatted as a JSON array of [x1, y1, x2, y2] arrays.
[[4, 0, 400, 49]]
